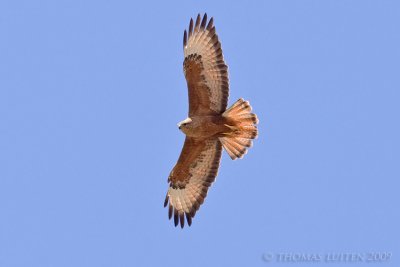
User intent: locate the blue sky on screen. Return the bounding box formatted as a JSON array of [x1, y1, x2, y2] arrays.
[[1, 1, 399, 266]]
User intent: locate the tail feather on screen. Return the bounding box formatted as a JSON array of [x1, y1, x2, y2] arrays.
[[220, 98, 258, 160], [220, 138, 246, 159], [223, 98, 251, 116], [234, 113, 258, 125]]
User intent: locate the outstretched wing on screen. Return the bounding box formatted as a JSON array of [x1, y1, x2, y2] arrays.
[[183, 13, 229, 116], [164, 137, 222, 228]]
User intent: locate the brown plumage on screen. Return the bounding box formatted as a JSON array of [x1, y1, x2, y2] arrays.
[[164, 13, 259, 228]]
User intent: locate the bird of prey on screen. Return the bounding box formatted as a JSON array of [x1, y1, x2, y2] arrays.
[[164, 13, 259, 228]]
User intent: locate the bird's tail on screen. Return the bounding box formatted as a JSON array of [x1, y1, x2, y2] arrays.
[[219, 98, 259, 160]]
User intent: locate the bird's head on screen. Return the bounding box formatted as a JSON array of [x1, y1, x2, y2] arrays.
[[178, 117, 192, 133]]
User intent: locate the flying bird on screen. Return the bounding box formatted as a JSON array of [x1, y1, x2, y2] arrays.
[[164, 13, 259, 228]]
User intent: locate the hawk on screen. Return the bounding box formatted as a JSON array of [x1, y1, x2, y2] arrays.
[[164, 13, 259, 228]]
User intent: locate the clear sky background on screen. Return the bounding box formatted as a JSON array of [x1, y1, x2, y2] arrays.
[[1, 1, 399, 266]]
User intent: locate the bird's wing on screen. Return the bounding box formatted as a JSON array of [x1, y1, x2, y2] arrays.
[[164, 137, 222, 227], [183, 13, 229, 116]]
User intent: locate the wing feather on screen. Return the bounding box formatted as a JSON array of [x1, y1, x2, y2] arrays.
[[165, 137, 222, 227], [194, 13, 201, 31], [189, 18, 194, 37], [183, 13, 229, 116]]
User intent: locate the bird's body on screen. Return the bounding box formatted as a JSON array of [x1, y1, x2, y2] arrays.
[[164, 13, 259, 228], [179, 115, 229, 138]]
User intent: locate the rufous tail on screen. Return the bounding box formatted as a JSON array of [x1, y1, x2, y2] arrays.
[[220, 98, 259, 160]]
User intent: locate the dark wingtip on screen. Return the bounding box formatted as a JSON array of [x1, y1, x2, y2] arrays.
[[195, 14, 201, 29], [174, 210, 179, 227], [168, 205, 173, 219], [189, 18, 194, 37], [164, 194, 169, 207], [180, 213, 185, 228], [186, 213, 192, 226], [200, 13, 207, 29], [183, 30, 187, 47], [207, 17, 214, 30]]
